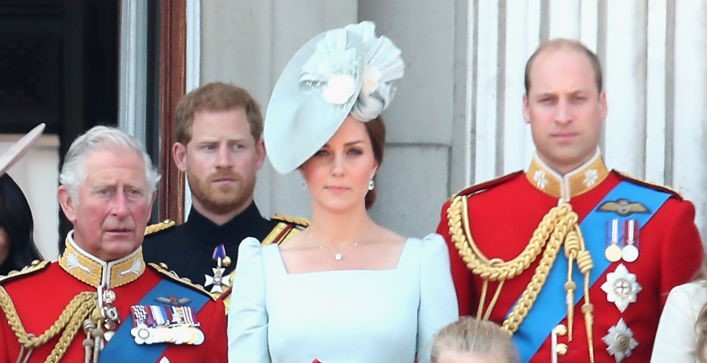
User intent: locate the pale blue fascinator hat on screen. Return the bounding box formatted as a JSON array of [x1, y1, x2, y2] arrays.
[[264, 21, 405, 174], [0, 123, 45, 177]]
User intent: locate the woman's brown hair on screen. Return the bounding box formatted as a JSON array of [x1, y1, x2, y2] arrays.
[[363, 116, 385, 209]]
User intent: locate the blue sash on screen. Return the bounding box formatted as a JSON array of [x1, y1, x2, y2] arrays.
[[99, 279, 210, 363], [511, 181, 670, 362]]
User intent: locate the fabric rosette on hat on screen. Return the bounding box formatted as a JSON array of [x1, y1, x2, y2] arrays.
[[264, 21, 404, 174]]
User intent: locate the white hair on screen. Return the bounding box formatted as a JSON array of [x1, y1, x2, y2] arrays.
[[59, 125, 160, 200]]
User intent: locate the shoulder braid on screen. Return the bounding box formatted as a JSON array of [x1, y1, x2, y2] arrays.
[[147, 262, 217, 301], [144, 219, 176, 236], [264, 214, 309, 246], [271, 214, 309, 227], [614, 170, 684, 199], [446, 171, 524, 203], [0, 260, 50, 284]]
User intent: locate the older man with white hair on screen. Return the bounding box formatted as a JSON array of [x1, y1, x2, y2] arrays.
[[0, 125, 227, 363]]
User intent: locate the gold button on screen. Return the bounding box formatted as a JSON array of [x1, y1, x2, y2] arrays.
[[554, 324, 568, 336], [555, 343, 568, 355]]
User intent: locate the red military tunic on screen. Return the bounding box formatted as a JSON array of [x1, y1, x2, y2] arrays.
[[0, 233, 227, 363], [437, 153, 703, 363]]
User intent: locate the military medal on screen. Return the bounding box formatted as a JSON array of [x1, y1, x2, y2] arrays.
[[96, 285, 120, 343], [130, 305, 155, 344], [605, 244, 622, 262], [605, 219, 622, 262], [600, 264, 642, 312], [602, 318, 638, 362], [132, 322, 152, 344], [621, 220, 639, 263], [167, 306, 204, 345], [204, 244, 231, 294], [130, 304, 204, 345]]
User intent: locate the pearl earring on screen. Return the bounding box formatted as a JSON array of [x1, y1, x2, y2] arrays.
[[368, 180, 375, 191]]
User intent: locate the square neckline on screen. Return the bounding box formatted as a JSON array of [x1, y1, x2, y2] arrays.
[[266, 238, 416, 275]]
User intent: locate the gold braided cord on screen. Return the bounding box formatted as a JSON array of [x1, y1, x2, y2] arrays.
[[475, 279, 506, 320], [450, 195, 572, 281], [448, 196, 577, 332], [574, 224, 595, 363], [483, 280, 505, 321], [476, 280, 488, 319], [500, 209, 577, 333], [46, 296, 97, 363], [447, 194, 596, 361], [0, 287, 98, 363], [564, 228, 581, 340]]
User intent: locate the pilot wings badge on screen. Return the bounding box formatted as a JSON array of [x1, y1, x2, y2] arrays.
[[598, 199, 650, 216]]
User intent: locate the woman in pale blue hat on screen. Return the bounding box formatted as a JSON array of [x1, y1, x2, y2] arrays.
[[228, 22, 458, 362], [0, 124, 45, 275]]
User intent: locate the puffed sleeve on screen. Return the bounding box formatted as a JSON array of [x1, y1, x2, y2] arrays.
[[650, 282, 705, 363], [436, 198, 474, 316], [416, 233, 459, 363], [227, 238, 270, 363]]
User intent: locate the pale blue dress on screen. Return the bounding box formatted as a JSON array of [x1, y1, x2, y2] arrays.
[[227, 234, 458, 363]]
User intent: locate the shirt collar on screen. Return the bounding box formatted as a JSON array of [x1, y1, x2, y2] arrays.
[[58, 230, 145, 288], [525, 149, 609, 201]]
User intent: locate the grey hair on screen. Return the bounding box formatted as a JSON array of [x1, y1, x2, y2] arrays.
[[59, 125, 161, 200], [431, 317, 520, 363]]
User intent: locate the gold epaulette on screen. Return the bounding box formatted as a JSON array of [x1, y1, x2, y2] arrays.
[[0, 260, 50, 284], [263, 214, 309, 246], [147, 262, 218, 302], [271, 213, 309, 227], [614, 170, 684, 199], [449, 171, 524, 201], [144, 219, 176, 236]]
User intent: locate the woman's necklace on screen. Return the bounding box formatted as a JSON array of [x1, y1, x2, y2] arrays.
[[323, 241, 359, 261], [307, 229, 361, 261]]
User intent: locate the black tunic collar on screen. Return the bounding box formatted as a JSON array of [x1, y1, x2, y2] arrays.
[[183, 202, 268, 248]]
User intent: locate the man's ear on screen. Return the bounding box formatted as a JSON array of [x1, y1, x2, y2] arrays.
[[172, 142, 188, 172], [57, 185, 77, 223], [146, 191, 157, 220], [255, 138, 266, 170], [522, 93, 531, 124], [599, 91, 608, 122]]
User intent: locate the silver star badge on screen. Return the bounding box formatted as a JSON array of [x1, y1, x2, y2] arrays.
[[601, 263, 642, 312], [602, 318, 638, 362], [533, 169, 548, 189], [204, 267, 230, 293], [584, 168, 599, 187]]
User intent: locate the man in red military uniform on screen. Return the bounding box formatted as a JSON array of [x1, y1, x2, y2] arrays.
[[437, 39, 703, 363], [0, 126, 227, 362]]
